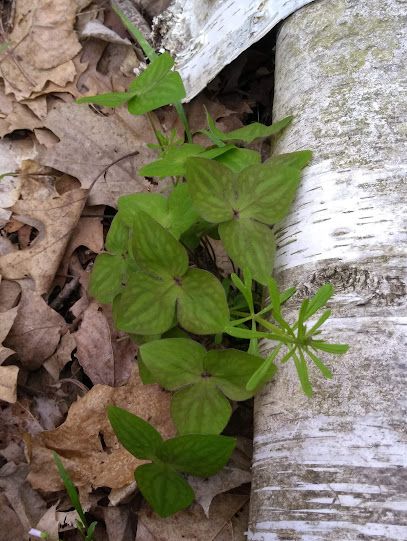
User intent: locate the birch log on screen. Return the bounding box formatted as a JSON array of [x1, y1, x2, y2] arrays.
[[248, 0, 407, 539], [154, 0, 315, 100]]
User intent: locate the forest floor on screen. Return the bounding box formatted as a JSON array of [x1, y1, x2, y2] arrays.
[[0, 0, 279, 538]]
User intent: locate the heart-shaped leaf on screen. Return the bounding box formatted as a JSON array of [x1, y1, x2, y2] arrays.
[[265, 150, 312, 170], [167, 183, 200, 239], [118, 193, 168, 228], [177, 268, 230, 334], [171, 382, 232, 434], [158, 434, 236, 477], [107, 406, 163, 460], [105, 214, 129, 255], [135, 463, 194, 517], [139, 144, 205, 178], [219, 219, 275, 285], [214, 147, 261, 172], [89, 253, 126, 304]]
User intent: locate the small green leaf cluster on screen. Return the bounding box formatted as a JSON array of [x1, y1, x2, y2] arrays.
[[53, 452, 97, 540], [75, 19, 349, 518]]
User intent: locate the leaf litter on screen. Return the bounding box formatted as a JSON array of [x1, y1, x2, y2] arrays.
[[0, 0, 278, 537]]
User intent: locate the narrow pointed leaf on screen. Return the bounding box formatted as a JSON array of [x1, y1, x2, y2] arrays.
[[219, 218, 275, 285], [218, 116, 293, 143], [107, 406, 163, 459], [135, 463, 194, 518], [205, 349, 263, 400], [177, 268, 229, 334], [305, 348, 333, 379], [159, 434, 236, 476], [306, 309, 332, 336], [293, 351, 313, 397], [139, 338, 205, 390], [89, 253, 126, 304], [53, 453, 87, 527], [130, 209, 188, 279], [171, 382, 232, 435], [311, 341, 349, 354], [237, 164, 301, 224], [246, 348, 280, 392], [113, 273, 177, 335], [77, 91, 133, 108], [304, 284, 334, 320], [185, 157, 235, 223]]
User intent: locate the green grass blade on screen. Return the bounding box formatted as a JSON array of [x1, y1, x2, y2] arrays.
[[52, 452, 87, 528]]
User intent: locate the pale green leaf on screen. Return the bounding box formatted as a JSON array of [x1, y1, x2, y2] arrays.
[[139, 338, 205, 390], [128, 72, 186, 115], [89, 253, 126, 304], [171, 382, 231, 435], [129, 52, 174, 94], [236, 163, 301, 224], [105, 214, 129, 254], [293, 351, 313, 397], [205, 349, 263, 400], [177, 268, 230, 334], [217, 116, 293, 143], [311, 341, 349, 354], [219, 218, 275, 285], [167, 183, 200, 239], [304, 284, 334, 320], [77, 91, 133, 108], [185, 157, 235, 223], [130, 209, 188, 279], [135, 463, 194, 517], [265, 150, 312, 170], [159, 434, 236, 477], [139, 144, 204, 178], [246, 348, 279, 392], [113, 272, 177, 335], [107, 406, 163, 459], [305, 348, 333, 379], [214, 147, 261, 172], [118, 193, 168, 228]]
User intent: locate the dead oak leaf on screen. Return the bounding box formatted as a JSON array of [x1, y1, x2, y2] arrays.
[[39, 102, 157, 207], [0, 188, 87, 294], [0, 306, 18, 364], [0, 365, 19, 403], [27, 366, 175, 492], [73, 301, 135, 386], [4, 289, 66, 370]]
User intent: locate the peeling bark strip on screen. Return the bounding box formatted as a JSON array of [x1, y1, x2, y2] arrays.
[[249, 0, 407, 539], [155, 0, 315, 101]]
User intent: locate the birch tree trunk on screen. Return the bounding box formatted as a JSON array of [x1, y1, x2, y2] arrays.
[[248, 0, 407, 539]]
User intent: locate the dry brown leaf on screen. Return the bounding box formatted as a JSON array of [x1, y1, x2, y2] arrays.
[[135, 494, 248, 541], [80, 20, 131, 45], [27, 366, 175, 492], [0, 493, 25, 541], [4, 289, 66, 370], [188, 467, 251, 517], [103, 506, 136, 541], [0, 0, 81, 101], [0, 365, 19, 403], [35, 504, 60, 541], [214, 500, 249, 541], [74, 301, 135, 386], [0, 306, 18, 363], [39, 101, 157, 206], [43, 332, 76, 381], [0, 188, 87, 293]]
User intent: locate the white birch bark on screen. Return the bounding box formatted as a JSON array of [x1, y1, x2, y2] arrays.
[[154, 0, 315, 101], [248, 0, 407, 539]]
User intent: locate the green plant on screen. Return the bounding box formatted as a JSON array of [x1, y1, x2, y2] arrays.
[[71, 7, 349, 518], [52, 452, 97, 540], [108, 406, 235, 517]]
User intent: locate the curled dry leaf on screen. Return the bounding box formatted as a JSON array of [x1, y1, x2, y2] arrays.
[[4, 289, 66, 370], [27, 366, 175, 492], [74, 301, 136, 386], [80, 20, 132, 45], [0, 0, 81, 100], [0, 365, 19, 403], [0, 306, 18, 363], [135, 494, 249, 541], [188, 466, 251, 517], [0, 188, 87, 294], [39, 102, 157, 207]]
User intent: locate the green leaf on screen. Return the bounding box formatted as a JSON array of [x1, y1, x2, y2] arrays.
[[111, 3, 156, 60], [113, 272, 177, 335], [216, 116, 293, 143], [86, 522, 97, 541], [185, 157, 235, 223], [107, 406, 163, 459], [265, 150, 312, 170], [128, 71, 186, 115], [305, 348, 333, 379], [129, 52, 174, 94], [77, 91, 133, 108], [293, 351, 312, 397], [199, 144, 236, 160], [118, 193, 168, 228], [130, 209, 188, 279], [311, 341, 349, 354], [139, 144, 204, 178], [177, 268, 230, 334], [214, 147, 261, 172], [167, 183, 200, 239], [304, 284, 334, 320], [139, 338, 205, 390], [159, 434, 236, 477], [138, 358, 158, 384], [53, 452, 87, 527], [219, 219, 275, 285], [171, 382, 232, 435], [105, 214, 129, 254], [135, 463, 194, 518], [89, 253, 126, 304], [236, 163, 301, 224], [306, 309, 332, 336], [246, 348, 280, 392], [205, 349, 263, 400]]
